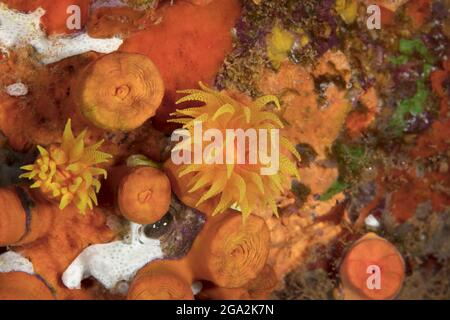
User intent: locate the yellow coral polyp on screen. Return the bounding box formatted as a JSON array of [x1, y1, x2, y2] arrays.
[[335, 0, 358, 24], [266, 24, 295, 69], [20, 119, 112, 214], [169, 82, 301, 221]]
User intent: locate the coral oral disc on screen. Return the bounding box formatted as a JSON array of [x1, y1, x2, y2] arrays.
[[74, 52, 164, 131]]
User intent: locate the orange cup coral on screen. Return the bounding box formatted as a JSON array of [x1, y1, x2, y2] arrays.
[[20, 119, 112, 214], [339, 233, 405, 300], [118, 166, 172, 225], [74, 52, 164, 131], [169, 83, 300, 221], [0, 272, 54, 300]]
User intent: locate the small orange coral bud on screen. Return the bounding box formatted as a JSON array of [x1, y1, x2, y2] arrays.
[[339, 233, 405, 300], [117, 166, 171, 224]]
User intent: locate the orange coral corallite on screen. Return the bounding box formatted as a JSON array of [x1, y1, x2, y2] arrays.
[[169, 83, 300, 221], [339, 233, 405, 300]]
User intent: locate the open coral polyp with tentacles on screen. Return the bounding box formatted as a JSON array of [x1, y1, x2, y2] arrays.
[[20, 119, 112, 213], [169, 82, 300, 221]]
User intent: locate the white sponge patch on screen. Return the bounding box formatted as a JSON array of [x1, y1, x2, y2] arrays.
[[0, 251, 34, 274], [62, 222, 164, 291], [0, 4, 123, 64]]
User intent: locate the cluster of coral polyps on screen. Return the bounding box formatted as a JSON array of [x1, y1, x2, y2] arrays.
[[0, 186, 274, 300], [4, 0, 446, 301], [0, 47, 278, 298], [0, 0, 276, 300]]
